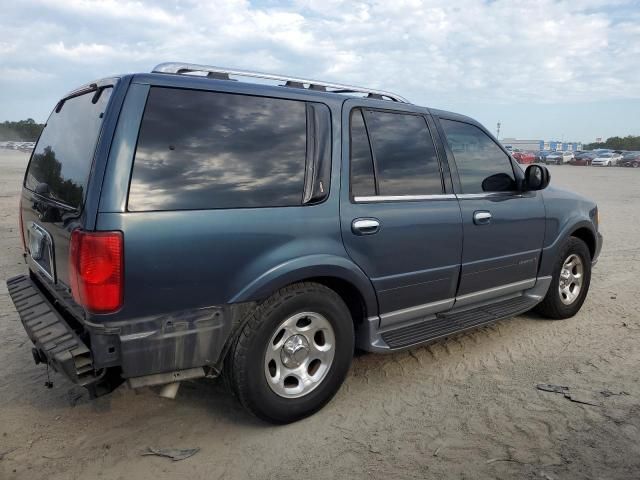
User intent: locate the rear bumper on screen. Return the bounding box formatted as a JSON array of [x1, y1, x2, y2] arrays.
[[7, 274, 247, 384], [6, 275, 101, 385]]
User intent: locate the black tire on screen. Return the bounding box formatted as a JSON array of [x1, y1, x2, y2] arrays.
[[535, 237, 592, 319], [224, 282, 354, 424]]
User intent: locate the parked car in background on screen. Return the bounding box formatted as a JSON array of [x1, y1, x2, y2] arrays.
[[570, 152, 597, 166], [620, 152, 640, 168], [545, 151, 575, 165], [512, 151, 536, 164], [535, 150, 551, 162], [591, 152, 622, 167]]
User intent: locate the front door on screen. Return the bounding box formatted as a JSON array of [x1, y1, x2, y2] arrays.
[[340, 100, 463, 327], [436, 117, 546, 306]]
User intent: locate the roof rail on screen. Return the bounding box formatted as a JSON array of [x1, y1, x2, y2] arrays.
[[151, 62, 410, 103]]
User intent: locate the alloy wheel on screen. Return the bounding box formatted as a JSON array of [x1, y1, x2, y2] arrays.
[[264, 312, 336, 398], [558, 254, 584, 305]]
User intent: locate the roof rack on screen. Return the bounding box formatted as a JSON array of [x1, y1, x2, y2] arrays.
[[152, 62, 410, 103]]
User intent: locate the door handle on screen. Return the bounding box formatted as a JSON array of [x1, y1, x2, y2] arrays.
[[473, 211, 492, 225], [352, 218, 380, 235]]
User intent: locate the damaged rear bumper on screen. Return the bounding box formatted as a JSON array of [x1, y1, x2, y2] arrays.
[[7, 275, 103, 386], [7, 274, 250, 391]]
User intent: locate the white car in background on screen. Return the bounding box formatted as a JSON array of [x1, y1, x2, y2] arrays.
[[591, 152, 622, 167], [545, 151, 575, 165]]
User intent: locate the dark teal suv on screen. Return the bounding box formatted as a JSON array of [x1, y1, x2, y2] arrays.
[[7, 63, 602, 423]]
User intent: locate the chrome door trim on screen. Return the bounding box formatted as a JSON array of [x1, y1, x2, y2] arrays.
[[454, 278, 536, 308], [456, 192, 524, 200], [379, 297, 455, 327], [354, 194, 457, 203], [376, 277, 540, 328]]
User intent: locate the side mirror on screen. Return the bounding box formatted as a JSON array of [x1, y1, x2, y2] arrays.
[[524, 164, 550, 191]]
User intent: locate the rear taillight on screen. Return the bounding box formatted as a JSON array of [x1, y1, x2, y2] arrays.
[[69, 230, 123, 313]]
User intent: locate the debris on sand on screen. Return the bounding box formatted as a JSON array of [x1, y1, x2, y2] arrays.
[[600, 389, 630, 398], [142, 447, 199, 461], [536, 384, 600, 406]]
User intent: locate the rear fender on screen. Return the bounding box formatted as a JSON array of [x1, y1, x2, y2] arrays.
[[229, 254, 379, 317]]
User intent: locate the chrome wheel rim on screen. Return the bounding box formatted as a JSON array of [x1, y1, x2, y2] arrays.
[[558, 254, 584, 305], [264, 312, 335, 398]]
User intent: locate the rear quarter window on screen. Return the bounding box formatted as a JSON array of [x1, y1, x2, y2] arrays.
[[128, 87, 309, 211]]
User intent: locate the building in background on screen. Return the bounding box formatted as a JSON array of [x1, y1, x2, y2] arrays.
[[501, 138, 583, 152]]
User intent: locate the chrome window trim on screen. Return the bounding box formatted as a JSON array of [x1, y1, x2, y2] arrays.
[[354, 194, 457, 203]]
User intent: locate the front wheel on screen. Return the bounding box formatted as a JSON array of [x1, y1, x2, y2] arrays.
[[535, 237, 592, 319], [224, 282, 354, 423]]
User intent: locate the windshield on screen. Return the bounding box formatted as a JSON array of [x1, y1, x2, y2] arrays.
[[24, 87, 112, 209]]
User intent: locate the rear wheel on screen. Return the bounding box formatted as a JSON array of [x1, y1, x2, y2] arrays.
[[633, 161, 639, 168], [535, 237, 592, 319], [224, 282, 354, 423]]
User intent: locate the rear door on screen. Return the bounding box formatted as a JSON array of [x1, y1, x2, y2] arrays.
[[20, 85, 115, 309], [340, 100, 463, 327], [435, 117, 546, 306]]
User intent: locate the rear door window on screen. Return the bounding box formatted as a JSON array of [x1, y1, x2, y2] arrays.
[[365, 110, 443, 196], [25, 88, 112, 209], [349, 108, 444, 198], [439, 119, 516, 194], [128, 87, 308, 211]]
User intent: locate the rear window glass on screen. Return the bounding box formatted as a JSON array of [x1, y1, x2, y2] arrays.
[[25, 88, 112, 208], [128, 87, 308, 211]]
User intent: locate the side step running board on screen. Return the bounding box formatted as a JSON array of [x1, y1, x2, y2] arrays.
[[381, 296, 538, 349]]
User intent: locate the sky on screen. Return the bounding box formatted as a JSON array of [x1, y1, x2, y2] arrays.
[[1, 0, 639, 143]]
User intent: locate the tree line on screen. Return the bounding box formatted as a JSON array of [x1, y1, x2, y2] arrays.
[[584, 135, 640, 151], [1, 118, 638, 151], [0, 119, 44, 141]]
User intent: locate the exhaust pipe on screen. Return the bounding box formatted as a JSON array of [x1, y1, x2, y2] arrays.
[[127, 367, 205, 399], [158, 382, 181, 399]]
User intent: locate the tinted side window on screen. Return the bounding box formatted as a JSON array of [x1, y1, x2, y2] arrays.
[[440, 119, 516, 194], [129, 88, 307, 211], [365, 110, 443, 196], [349, 109, 376, 197], [26, 88, 112, 208]]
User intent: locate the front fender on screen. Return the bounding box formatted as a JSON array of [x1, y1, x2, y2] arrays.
[[229, 254, 379, 317], [539, 218, 596, 277]]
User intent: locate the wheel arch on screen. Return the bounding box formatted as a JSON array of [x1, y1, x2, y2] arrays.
[[570, 226, 596, 259], [539, 219, 597, 277], [229, 254, 379, 321]]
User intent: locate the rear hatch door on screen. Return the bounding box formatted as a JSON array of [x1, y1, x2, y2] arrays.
[[20, 85, 114, 316]]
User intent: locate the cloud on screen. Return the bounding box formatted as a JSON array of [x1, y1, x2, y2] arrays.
[[0, 0, 639, 125]]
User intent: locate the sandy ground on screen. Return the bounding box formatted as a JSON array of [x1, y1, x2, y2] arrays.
[[0, 149, 639, 480]]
